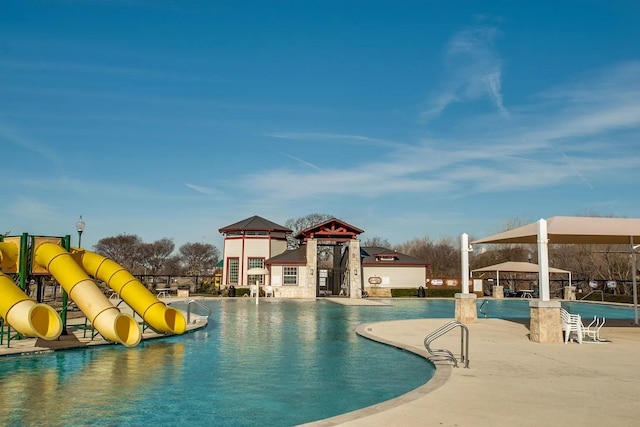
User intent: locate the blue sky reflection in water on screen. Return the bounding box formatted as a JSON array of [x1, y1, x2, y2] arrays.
[[0, 299, 635, 426], [0, 300, 434, 427]]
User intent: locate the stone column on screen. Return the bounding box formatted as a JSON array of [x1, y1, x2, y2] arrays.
[[563, 286, 576, 300], [348, 240, 362, 298], [529, 300, 563, 343], [305, 239, 318, 298], [455, 293, 477, 324], [493, 285, 504, 299]]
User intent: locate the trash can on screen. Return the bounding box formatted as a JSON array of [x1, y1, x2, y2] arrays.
[[418, 286, 426, 298], [228, 285, 236, 297]]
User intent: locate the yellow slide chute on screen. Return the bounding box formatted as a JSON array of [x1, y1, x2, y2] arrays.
[[76, 249, 186, 335], [34, 243, 141, 347], [0, 242, 62, 340], [0, 272, 63, 340]]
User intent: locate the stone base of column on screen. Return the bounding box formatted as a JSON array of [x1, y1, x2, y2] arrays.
[[563, 286, 576, 300], [529, 300, 563, 343], [492, 285, 504, 299], [455, 293, 477, 324]]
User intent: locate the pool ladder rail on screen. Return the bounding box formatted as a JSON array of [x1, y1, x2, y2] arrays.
[[479, 299, 489, 319], [186, 299, 212, 325], [423, 320, 470, 368]]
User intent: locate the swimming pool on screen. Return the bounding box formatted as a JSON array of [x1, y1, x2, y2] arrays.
[[0, 299, 634, 426]]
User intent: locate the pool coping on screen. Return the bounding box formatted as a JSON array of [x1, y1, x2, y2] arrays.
[[300, 320, 453, 426]]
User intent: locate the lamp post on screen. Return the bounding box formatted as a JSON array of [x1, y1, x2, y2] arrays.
[[76, 215, 86, 248]]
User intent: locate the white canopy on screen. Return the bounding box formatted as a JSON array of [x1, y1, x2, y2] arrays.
[[466, 216, 640, 323], [472, 261, 571, 289]]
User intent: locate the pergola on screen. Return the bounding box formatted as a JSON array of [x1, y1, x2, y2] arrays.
[[463, 216, 640, 324]]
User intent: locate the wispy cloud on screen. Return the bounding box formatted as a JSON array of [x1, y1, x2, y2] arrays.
[[278, 152, 323, 171], [236, 62, 640, 203], [185, 183, 220, 196], [265, 132, 404, 148], [421, 25, 507, 120]]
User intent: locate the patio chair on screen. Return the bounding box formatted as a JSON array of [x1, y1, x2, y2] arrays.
[[249, 284, 257, 298], [560, 308, 582, 344], [265, 285, 274, 297], [582, 315, 606, 342]]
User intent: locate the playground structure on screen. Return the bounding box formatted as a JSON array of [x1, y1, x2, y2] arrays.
[[0, 233, 187, 348]]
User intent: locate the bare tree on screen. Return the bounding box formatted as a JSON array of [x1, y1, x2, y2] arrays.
[[361, 236, 391, 248], [139, 238, 175, 275], [93, 234, 143, 271], [178, 242, 219, 276], [394, 236, 459, 277]]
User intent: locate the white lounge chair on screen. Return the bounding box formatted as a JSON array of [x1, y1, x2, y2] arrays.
[[560, 308, 582, 344]]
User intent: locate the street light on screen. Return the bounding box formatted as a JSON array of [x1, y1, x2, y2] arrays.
[[76, 215, 86, 248]]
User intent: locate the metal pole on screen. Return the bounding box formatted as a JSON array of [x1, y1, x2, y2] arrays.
[[78, 231, 83, 248], [460, 233, 470, 294], [632, 237, 638, 325]]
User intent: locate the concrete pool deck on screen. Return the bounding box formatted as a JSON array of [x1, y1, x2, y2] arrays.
[[307, 317, 640, 427]]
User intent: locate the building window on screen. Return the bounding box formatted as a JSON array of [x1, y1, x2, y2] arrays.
[[228, 258, 239, 284], [283, 267, 298, 285], [248, 258, 265, 284]]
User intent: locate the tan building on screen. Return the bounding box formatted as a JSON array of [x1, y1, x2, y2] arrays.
[[219, 215, 429, 298]]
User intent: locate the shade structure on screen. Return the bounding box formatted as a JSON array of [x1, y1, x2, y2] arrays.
[[472, 216, 640, 245], [469, 216, 640, 324], [472, 261, 572, 289]]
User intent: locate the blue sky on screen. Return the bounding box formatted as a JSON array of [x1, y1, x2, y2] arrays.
[[2, 0, 639, 252]]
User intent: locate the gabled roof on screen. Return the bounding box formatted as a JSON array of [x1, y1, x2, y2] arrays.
[[295, 217, 364, 242], [219, 215, 292, 233], [360, 246, 429, 266], [265, 247, 307, 265]]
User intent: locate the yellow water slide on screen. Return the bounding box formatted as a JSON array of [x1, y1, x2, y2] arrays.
[[0, 272, 63, 340], [34, 243, 141, 347], [0, 242, 62, 340], [76, 249, 186, 335]]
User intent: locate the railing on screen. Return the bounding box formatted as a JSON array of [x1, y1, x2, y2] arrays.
[[580, 289, 604, 301], [478, 299, 489, 319], [479, 300, 489, 319], [423, 320, 470, 368], [187, 299, 212, 324]]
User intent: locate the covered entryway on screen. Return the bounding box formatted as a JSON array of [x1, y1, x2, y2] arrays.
[[294, 218, 364, 297]]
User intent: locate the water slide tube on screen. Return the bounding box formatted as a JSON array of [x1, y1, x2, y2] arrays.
[[0, 272, 63, 340], [76, 249, 186, 335], [34, 243, 141, 347]]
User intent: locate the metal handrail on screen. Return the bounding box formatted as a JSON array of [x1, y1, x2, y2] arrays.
[[580, 289, 604, 301], [187, 299, 211, 324], [479, 300, 489, 319], [424, 320, 470, 368]]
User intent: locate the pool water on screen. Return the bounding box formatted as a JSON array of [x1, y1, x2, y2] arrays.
[[0, 299, 634, 426]]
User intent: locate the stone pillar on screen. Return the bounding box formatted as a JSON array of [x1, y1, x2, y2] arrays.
[[348, 240, 362, 298], [455, 293, 477, 324], [563, 286, 576, 300], [529, 300, 563, 343], [305, 239, 318, 298], [493, 285, 504, 299]]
